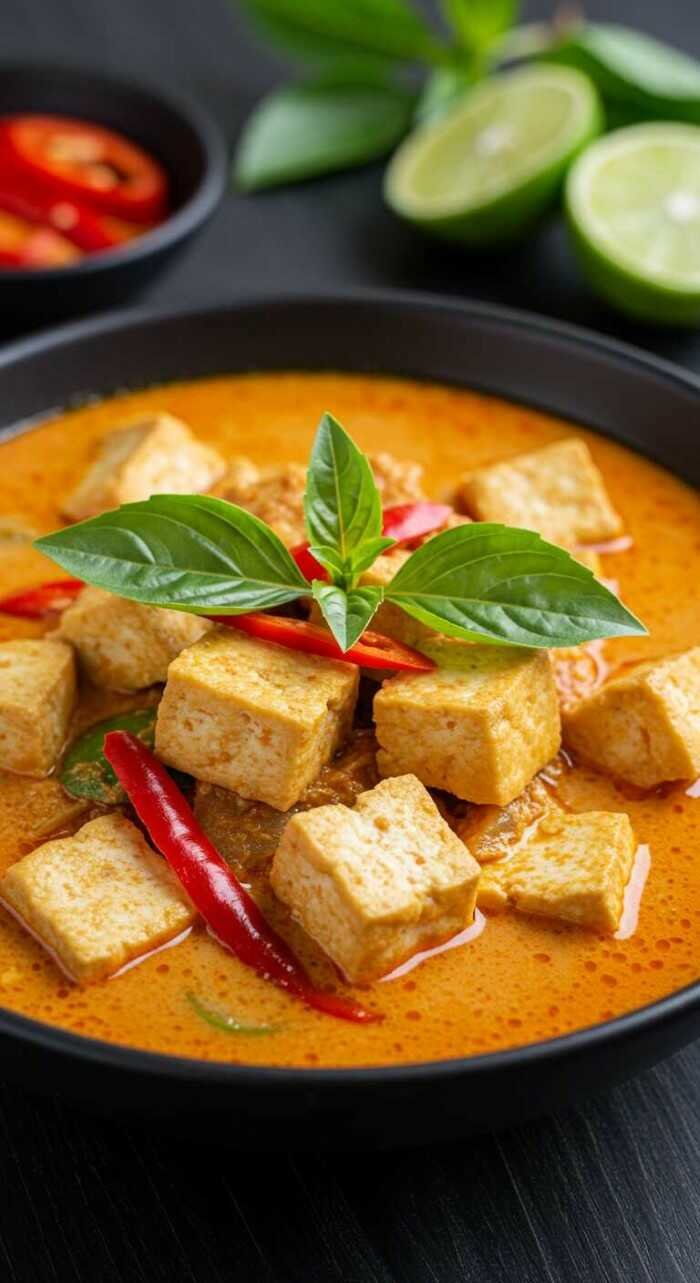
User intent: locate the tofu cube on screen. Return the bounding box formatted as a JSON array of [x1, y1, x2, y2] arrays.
[[59, 586, 210, 691], [155, 627, 359, 810], [476, 810, 636, 933], [217, 458, 308, 547], [374, 642, 561, 805], [0, 639, 76, 776], [271, 774, 481, 981], [63, 413, 225, 520], [458, 438, 623, 545], [564, 647, 700, 788], [0, 813, 195, 982]]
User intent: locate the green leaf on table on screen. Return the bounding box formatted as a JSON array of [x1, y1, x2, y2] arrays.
[[187, 993, 280, 1036], [312, 582, 382, 650], [35, 494, 310, 614], [385, 523, 646, 648], [544, 24, 700, 123], [304, 413, 392, 581], [61, 708, 157, 804], [414, 64, 475, 123], [237, 0, 446, 67], [235, 80, 414, 190], [441, 0, 519, 54]]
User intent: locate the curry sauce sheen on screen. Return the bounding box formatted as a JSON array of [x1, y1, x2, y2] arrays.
[[0, 371, 698, 1067]]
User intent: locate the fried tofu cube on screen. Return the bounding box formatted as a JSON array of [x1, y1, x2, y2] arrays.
[[476, 810, 636, 933], [458, 438, 623, 545], [217, 458, 308, 547], [155, 627, 359, 811], [58, 586, 210, 691], [0, 814, 195, 982], [0, 639, 76, 776], [63, 413, 225, 520], [456, 777, 557, 863], [564, 647, 700, 788], [369, 451, 426, 506], [374, 642, 561, 805], [271, 774, 480, 981]]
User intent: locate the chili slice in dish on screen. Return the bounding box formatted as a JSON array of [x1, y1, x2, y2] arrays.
[[0, 578, 83, 618], [103, 730, 380, 1024], [0, 185, 125, 252], [1, 115, 168, 222], [207, 612, 436, 671], [381, 501, 452, 544]]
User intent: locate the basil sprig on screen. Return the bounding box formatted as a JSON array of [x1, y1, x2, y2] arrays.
[[233, 0, 523, 190], [36, 410, 645, 653]]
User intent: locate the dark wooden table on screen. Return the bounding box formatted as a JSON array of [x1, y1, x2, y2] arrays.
[[1, 2, 699, 1279]]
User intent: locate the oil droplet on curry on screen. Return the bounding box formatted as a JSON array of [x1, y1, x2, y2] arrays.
[[0, 371, 698, 1068]]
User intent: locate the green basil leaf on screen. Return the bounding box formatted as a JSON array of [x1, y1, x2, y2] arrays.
[[347, 536, 396, 576], [62, 708, 157, 804], [304, 413, 384, 579], [441, 0, 519, 53], [187, 993, 280, 1036], [385, 524, 646, 648], [414, 64, 475, 123], [235, 80, 414, 191], [545, 24, 700, 123], [237, 0, 446, 67], [35, 495, 309, 614], [312, 582, 382, 650]]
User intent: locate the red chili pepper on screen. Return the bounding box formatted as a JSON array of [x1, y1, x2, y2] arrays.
[[207, 612, 435, 672], [103, 731, 380, 1023], [0, 208, 80, 269], [382, 501, 452, 545], [0, 185, 124, 252], [0, 578, 83, 617], [290, 543, 327, 581], [1, 116, 168, 223]]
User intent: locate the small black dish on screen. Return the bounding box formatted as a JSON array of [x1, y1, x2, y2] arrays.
[[0, 64, 227, 325], [0, 292, 698, 1149]]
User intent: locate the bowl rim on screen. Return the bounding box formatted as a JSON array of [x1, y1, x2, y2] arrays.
[[0, 60, 227, 281], [0, 286, 698, 1088]]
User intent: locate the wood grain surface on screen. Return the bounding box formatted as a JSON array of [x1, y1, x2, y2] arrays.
[[1, 1, 699, 1279]]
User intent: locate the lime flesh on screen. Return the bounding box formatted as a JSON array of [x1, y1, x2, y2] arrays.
[[566, 123, 700, 325], [384, 65, 602, 246]]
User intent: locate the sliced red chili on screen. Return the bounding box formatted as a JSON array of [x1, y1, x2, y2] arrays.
[[290, 543, 327, 582], [0, 579, 83, 617], [1, 116, 168, 223], [208, 612, 435, 672], [0, 185, 124, 252], [103, 731, 380, 1024], [0, 208, 80, 269], [382, 501, 452, 545]]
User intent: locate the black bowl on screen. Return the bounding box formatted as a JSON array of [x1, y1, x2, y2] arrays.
[[0, 292, 698, 1149], [0, 64, 227, 324]]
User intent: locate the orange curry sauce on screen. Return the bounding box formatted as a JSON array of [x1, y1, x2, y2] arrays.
[[0, 372, 698, 1067]]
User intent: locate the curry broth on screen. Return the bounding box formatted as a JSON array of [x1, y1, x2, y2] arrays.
[[0, 371, 698, 1068]]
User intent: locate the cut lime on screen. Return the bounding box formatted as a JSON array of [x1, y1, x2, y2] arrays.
[[384, 65, 602, 245], [566, 123, 700, 325]]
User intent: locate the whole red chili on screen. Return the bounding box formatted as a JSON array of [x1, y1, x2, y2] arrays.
[[103, 731, 380, 1024]]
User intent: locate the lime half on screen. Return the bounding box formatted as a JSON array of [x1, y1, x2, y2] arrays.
[[566, 123, 700, 325], [384, 65, 602, 245]]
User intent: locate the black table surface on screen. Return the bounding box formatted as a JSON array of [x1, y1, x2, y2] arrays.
[[1, 1, 700, 1279]]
